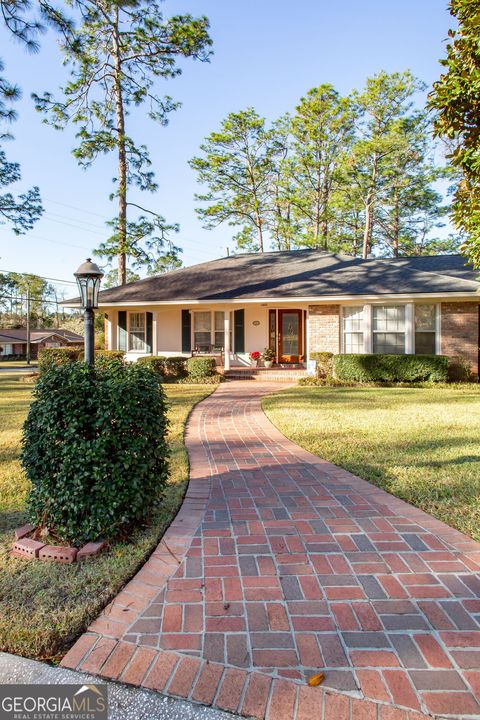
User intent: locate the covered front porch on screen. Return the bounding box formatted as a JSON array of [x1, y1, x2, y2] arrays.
[[103, 301, 311, 371]]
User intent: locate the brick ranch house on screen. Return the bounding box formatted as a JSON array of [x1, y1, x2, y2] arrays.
[[0, 328, 83, 360], [76, 250, 480, 378]]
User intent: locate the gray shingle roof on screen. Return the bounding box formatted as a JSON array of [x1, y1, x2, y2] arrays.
[[72, 250, 480, 305], [0, 328, 83, 343]]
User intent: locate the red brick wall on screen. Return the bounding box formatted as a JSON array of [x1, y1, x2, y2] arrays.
[[441, 302, 479, 378], [308, 305, 340, 355]]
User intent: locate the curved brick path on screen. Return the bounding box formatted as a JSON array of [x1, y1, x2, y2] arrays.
[[62, 382, 480, 719]]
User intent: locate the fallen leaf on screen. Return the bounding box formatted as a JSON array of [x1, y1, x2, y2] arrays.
[[307, 672, 325, 687]]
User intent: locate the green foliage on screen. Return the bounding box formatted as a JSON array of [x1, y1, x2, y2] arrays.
[[186, 356, 217, 379], [22, 362, 169, 545], [190, 108, 284, 253], [137, 355, 187, 381], [333, 354, 449, 383], [262, 348, 275, 361], [428, 0, 480, 266], [192, 72, 454, 258], [33, 0, 212, 284], [38, 346, 83, 372], [137, 355, 166, 376], [309, 351, 334, 378], [164, 356, 188, 380], [178, 374, 223, 385], [447, 355, 472, 383]]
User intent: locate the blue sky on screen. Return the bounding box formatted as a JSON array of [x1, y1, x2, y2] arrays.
[[0, 0, 451, 292]]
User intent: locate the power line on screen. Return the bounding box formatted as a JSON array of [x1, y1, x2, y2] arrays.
[[0, 269, 77, 285]]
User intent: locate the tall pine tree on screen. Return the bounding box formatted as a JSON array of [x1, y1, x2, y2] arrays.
[[34, 0, 211, 284]]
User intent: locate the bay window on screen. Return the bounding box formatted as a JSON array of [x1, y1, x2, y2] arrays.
[[342, 306, 365, 353], [129, 312, 146, 351], [372, 305, 406, 354], [415, 304, 437, 354]]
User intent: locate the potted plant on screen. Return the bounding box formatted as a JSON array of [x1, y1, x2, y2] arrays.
[[262, 348, 275, 368], [249, 351, 261, 367]]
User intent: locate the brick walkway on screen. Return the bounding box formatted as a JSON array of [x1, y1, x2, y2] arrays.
[[62, 382, 480, 719]]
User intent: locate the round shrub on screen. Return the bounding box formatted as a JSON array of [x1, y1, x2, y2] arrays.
[[95, 349, 126, 361], [137, 355, 166, 376], [163, 356, 188, 380], [38, 346, 83, 373], [187, 356, 217, 380], [22, 361, 169, 545]]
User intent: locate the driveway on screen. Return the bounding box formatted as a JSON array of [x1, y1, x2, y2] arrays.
[[62, 382, 480, 720]]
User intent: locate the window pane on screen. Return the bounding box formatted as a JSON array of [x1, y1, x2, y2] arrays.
[[281, 312, 299, 355], [373, 305, 405, 332], [344, 332, 364, 353], [415, 305, 436, 332], [213, 312, 224, 348], [129, 312, 145, 351], [373, 332, 405, 354], [194, 311, 211, 349], [343, 306, 364, 332], [415, 332, 436, 355]]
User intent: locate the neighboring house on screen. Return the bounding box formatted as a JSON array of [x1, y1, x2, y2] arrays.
[[0, 328, 84, 360], [67, 250, 480, 377]]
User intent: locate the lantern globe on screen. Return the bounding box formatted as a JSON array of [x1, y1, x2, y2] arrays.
[[74, 258, 104, 309]]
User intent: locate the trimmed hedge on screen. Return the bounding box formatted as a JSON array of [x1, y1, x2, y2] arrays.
[[164, 356, 188, 380], [310, 351, 334, 379], [38, 346, 83, 372], [333, 353, 449, 383], [22, 361, 169, 545], [137, 355, 166, 376], [137, 355, 187, 381], [95, 350, 125, 361], [187, 356, 217, 380]]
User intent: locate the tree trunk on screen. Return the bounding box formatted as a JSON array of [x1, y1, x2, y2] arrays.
[[362, 152, 378, 259], [392, 190, 400, 257], [256, 215, 264, 252], [112, 6, 128, 285]]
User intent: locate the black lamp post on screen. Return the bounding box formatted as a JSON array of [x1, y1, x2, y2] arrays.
[[74, 258, 104, 366]]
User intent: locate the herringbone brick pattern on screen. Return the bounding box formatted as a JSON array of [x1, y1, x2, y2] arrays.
[[62, 383, 480, 719]]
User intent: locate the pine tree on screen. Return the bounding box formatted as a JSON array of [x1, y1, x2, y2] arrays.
[[33, 0, 211, 283], [190, 108, 283, 253]]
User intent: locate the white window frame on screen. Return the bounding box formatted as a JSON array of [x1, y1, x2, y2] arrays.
[[340, 302, 439, 356], [128, 311, 147, 352], [414, 303, 440, 355], [342, 305, 366, 354], [192, 310, 234, 353]]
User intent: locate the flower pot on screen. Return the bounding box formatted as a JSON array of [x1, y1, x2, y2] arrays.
[[251, 359, 258, 367], [264, 360, 273, 368]]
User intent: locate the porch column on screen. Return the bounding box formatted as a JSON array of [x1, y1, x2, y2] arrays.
[[224, 308, 231, 370], [152, 311, 158, 355], [107, 310, 117, 351]]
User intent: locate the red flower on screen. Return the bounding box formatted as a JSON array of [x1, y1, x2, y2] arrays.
[[249, 351, 261, 360]]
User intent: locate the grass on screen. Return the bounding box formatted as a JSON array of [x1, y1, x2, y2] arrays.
[[0, 374, 214, 660], [263, 384, 480, 542]]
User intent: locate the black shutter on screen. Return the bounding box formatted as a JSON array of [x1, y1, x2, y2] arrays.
[[146, 312, 153, 353], [182, 310, 191, 353], [234, 309, 245, 353], [118, 311, 127, 352]]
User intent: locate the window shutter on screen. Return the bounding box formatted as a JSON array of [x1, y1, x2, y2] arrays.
[[182, 310, 191, 352], [118, 311, 127, 352], [146, 312, 153, 353], [234, 309, 245, 353]]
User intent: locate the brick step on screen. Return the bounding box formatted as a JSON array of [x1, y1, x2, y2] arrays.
[[224, 367, 308, 382]]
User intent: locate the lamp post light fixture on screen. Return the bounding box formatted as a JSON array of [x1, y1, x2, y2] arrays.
[[74, 258, 104, 366]]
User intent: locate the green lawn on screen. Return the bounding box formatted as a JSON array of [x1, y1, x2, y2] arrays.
[[0, 374, 214, 661], [263, 384, 480, 542]]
